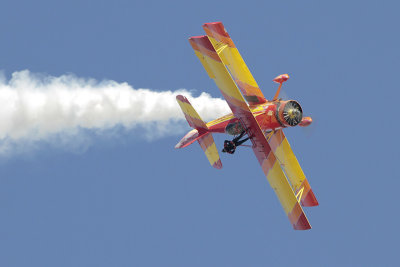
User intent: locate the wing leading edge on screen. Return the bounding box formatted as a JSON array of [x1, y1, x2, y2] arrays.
[[189, 35, 311, 230]]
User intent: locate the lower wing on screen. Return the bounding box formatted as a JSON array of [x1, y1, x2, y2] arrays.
[[267, 130, 319, 207]]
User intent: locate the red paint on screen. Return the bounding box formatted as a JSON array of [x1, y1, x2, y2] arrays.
[[299, 116, 312, 127], [198, 132, 214, 148], [301, 189, 319, 207], [189, 35, 214, 51], [235, 80, 267, 105], [206, 102, 291, 135], [203, 22, 230, 38], [273, 74, 289, 84], [175, 130, 201, 149], [293, 213, 312, 230], [189, 36, 221, 62], [176, 95, 190, 104], [255, 103, 282, 131], [212, 160, 223, 169]]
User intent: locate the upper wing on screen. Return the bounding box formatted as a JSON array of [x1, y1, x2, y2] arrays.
[[267, 130, 319, 206], [189, 35, 311, 230], [203, 22, 267, 105]]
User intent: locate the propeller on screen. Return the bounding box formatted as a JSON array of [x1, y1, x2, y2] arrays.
[[282, 101, 303, 126]]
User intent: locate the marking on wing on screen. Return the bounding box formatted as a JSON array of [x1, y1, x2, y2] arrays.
[[295, 187, 304, 203], [216, 44, 228, 54]]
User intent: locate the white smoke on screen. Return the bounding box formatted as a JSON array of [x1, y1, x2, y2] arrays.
[[0, 70, 230, 154]]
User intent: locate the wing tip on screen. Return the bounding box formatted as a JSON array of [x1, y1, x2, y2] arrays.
[[203, 21, 230, 38], [289, 202, 312, 230], [189, 35, 213, 50], [213, 159, 223, 169], [293, 212, 312, 230], [176, 94, 189, 104], [301, 188, 319, 207]]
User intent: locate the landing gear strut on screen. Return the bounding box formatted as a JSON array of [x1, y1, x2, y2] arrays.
[[221, 131, 250, 154]]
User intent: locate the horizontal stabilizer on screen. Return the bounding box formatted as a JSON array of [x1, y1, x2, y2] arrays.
[[175, 129, 205, 149], [198, 133, 222, 169]]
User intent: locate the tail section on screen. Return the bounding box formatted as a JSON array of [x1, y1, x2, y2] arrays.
[[175, 129, 203, 149], [197, 133, 222, 169], [176, 95, 222, 169], [176, 95, 208, 133]]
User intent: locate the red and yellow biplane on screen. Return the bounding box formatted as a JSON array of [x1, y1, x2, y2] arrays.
[[176, 22, 318, 230]]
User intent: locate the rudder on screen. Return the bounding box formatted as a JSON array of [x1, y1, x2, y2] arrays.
[[176, 95, 207, 133]]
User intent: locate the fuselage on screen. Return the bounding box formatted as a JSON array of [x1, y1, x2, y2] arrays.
[[206, 100, 304, 135]]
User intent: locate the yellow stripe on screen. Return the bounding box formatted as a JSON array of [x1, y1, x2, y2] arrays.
[[266, 160, 298, 214], [274, 136, 306, 190], [204, 142, 220, 165], [193, 50, 247, 107], [177, 100, 203, 121], [193, 50, 216, 79], [207, 35, 265, 100], [206, 113, 234, 127], [250, 105, 264, 113]]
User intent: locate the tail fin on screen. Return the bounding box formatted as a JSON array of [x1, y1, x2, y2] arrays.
[[176, 95, 222, 169], [176, 95, 208, 132]]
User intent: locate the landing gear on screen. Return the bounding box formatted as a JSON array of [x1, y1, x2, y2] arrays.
[[221, 131, 250, 154]]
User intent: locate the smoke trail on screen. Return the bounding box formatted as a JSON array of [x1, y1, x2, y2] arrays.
[[0, 70, 230, 154]]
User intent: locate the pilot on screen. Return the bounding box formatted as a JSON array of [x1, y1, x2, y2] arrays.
[[221, 131, 250, 154], [222, 140, 236, 154]]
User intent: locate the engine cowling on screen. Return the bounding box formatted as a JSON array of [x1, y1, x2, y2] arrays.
[[276, 100, 303, 127]]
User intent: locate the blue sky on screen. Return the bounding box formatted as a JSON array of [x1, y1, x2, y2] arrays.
[[1, 0, 399, 266]]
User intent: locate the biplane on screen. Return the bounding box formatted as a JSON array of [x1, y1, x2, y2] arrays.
[[175, 22, 318, 230]]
